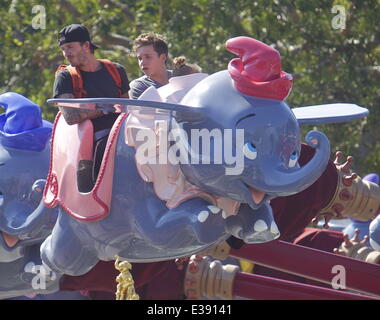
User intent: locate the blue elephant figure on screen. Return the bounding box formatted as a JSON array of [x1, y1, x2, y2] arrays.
[[0, 92, 60, 299], [43, 36, 367, 276], [359, 173, 380, 251], [370, 215, 380, 251]]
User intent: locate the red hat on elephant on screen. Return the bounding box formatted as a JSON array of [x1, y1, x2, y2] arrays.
[[226, 36, 293, 101]]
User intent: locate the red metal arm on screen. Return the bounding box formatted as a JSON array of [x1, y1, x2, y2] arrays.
[[230, 240, 380, 297], [233, 271, 376, 300]]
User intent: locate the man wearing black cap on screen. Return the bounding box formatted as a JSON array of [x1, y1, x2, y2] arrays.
[[53, 24, 130, 190]]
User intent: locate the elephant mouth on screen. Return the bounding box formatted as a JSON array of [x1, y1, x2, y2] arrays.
[[245, 184, 266, 205], [1, 231, 19, 248]]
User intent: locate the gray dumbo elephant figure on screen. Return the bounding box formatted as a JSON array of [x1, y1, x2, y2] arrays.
[[41, 37, 337, 277]]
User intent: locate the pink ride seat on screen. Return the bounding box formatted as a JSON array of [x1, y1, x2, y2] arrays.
[[44, 112, 127, 221]]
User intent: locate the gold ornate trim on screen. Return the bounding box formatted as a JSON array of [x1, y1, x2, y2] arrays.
[[315, 152, 380, 227], [115, 256, 139, 300], [184, 255, 239, 300], [334, 231, 380, 264], [199, 241, 231, 260]]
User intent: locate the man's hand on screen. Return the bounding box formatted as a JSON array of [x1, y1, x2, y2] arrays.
[[57, 93, 103, 125]]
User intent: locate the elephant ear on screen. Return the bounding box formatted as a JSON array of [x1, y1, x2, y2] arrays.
[[293, 103, 368, 125]]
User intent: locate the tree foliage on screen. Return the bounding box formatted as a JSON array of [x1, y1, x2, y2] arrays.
[[0, 0, 379, 174]]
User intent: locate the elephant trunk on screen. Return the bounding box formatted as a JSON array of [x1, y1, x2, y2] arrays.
[[2, 194, 56, 238], [262, 130, 330, 196]]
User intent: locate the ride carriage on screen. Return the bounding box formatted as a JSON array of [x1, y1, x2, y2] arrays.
[[0, 36, 379, 300]]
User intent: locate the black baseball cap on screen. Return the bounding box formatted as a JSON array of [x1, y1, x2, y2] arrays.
[[58, 24, 99, 49]]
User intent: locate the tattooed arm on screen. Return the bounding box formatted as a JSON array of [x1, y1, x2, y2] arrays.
[[57, 93, 104, 125]]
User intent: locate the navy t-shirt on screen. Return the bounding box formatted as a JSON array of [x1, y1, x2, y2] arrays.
[[129, 71, 172, 99], [53, 62, 129, 131]]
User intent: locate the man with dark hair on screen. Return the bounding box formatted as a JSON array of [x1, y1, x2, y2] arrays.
[[129, 32, 172, 99], [53, 23, 130, 189]]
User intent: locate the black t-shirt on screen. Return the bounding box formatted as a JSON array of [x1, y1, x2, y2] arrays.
[[53, 62, 130, 132]]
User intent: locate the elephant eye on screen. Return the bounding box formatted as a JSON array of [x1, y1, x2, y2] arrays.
[[288, 151, 298, 168], [243, 142, 257, 160]]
